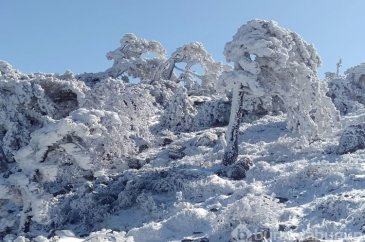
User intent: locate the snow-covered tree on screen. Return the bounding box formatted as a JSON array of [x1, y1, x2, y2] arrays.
[[106, 34, 224, 93], [154, 42, 225, 132], [220, 20, 340, 165], [106, 33, 167, 82], [327, 63, 365, 114], [157, 42, 224, 95], [345, 63, 365, 89]]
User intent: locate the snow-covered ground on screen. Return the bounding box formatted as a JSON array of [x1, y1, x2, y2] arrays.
[[10, 112, 363, 242]]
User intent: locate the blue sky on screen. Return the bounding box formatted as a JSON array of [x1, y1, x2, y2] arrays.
[[1, 0, 364, 77]]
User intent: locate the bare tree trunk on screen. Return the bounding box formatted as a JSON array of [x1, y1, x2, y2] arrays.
[[18, 188, 32, 233], [162, 60, 176, 81], [0, 146, 8, 172], [223, 83, 245, 166]]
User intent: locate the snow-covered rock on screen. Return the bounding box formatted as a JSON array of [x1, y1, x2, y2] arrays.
[[195, 131, 218, 147], [168, 145, 186, 160], [338, 123, 365, 154]]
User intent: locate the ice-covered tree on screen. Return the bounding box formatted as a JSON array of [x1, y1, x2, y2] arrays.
[[155, 43, 225, 132], [345, 63, 365, 89], [157, 42, 224, 94], [327, 63, 365, 114], [106, 33, 167, 82], [220, 20, 340, 165]]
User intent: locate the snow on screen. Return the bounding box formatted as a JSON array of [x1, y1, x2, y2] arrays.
[[34, 113, 363, 241], [4, 110, 365, 241]]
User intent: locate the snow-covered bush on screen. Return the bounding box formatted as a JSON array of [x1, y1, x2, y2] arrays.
[[86, 230, 135, 242], [159, 86, 197, 132], [239, 95, 285, 123], [0, 63, 90, 236], [226, 194, 282, 238], [145, 79, 178, 107], [83, 78, 156, 151], [0, 60, 23, 79], [0, 62, 87, 163], [48, 166, 196, 232], [0, 78, 50, 163], [346, 63, 365, 89], [0, 61, 158, 237], [191, 95, 231, 128], [0, 107, 144, 235], [36, 72, 87, 120], [158, 94, 232, 133], [220, 19, 340, 165]]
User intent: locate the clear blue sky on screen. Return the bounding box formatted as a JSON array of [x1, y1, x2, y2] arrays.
[[1, 0, 364, 77]]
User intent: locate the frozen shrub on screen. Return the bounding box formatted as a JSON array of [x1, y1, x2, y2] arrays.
[[159, 87, 197, 132], [83, 78, 157, 150], [191, 95, 231, 128], [0, 63, 87, 164], [159, 94, 232, 133], [0, 62, 157, 236], [36, 74, 85, 119], [225, 194, 282, 235]]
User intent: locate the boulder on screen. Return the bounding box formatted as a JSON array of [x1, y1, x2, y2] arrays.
[[168, 145, 186, 160], [195, 132, 218, 147], [127, 158, 144, 169], [247, 229, 270, 242], [227, 157, 253, 180], [338, 124, 365, 154]]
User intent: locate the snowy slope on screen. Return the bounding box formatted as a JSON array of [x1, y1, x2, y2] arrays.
[[10, 112, 363, 242]]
